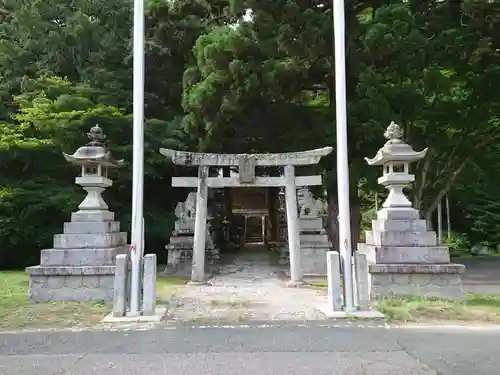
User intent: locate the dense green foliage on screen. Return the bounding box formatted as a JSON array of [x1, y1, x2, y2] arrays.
[[0, 0, 499, 268]]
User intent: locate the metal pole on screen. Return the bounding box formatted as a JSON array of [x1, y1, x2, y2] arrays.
[[333, 0, 355, 312], [129, 0, 145, 316]]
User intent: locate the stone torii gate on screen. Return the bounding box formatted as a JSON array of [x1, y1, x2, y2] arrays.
[[160, 147, 333, 284]]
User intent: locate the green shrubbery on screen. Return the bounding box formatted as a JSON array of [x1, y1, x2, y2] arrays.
[[0, 77, 183, 269]]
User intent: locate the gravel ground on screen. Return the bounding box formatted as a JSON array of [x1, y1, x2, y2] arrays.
[[166, 253, 328, 323]]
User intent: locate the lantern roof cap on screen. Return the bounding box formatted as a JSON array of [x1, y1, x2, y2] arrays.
[[365, 121, 427, 166], [62, 124, 124, 167]]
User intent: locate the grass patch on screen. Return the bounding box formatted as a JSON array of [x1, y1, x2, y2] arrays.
[[156, 275, 189, 300], [296, 276, 500, 324], [0, 271, 190, 330], [377, 294, 500, 323], [305, 277, 328, 289], [304, 277, 344, 289], [0, 271, 108, 330]]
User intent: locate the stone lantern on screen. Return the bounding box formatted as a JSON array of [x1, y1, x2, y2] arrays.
[[26, 125, 128, 302], [357, 121, 465, 300], [63, 124, 123, 213], [365, 121, 427, 209]]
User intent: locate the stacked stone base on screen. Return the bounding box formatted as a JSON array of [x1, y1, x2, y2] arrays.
[[164, 218, 217, 276], [165, 241, 194, 277], [277, 217, 330, 275], [370, 264, 464, 300], [27, 265, 117, 302], [300, 217, 330, 276], [26, 210, 127, 302], [359, 208, 465, 300], [301, 243, 330, 276]]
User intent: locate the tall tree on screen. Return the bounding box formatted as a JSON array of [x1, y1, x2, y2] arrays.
[[180, 0, 500, 245], [0, 0, 133, 117]]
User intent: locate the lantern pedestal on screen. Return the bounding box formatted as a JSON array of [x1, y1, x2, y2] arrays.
[[378, 174, 414, 208], [76, 176, 112, 211]]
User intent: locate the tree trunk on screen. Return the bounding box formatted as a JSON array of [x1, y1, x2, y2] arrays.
[[425, 210, 433, 231], [351, 196, 361, 248], [267, 187, 278, 241], [327, 195, 340, 250], [326, 194, 361, 252]]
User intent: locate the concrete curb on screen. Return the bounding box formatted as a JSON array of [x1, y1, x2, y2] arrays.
[[101, 306, 167, 323]]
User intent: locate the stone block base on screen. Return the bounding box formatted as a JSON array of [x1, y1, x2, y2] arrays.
[[162, 260, 193, 277], [26, 265, 116, 302], [370, 263, 465, 300], [40, 246, 127, 266], [299, 217, 324, 232], [166, 247, 192, 268], [358, 244, 451, 264], [301, 245, 330, 276], [53, 232, 127, 249]]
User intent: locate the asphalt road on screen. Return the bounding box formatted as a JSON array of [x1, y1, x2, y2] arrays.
[[1, 323, 499, 375]]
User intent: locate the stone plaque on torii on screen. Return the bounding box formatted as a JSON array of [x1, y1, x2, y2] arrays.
[[160, 147, 333, 284]]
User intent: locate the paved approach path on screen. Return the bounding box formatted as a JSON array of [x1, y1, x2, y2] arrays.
[[166, 250, 327, 323], [2, 323, 500, 374], [458, 256, 500, 295]]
